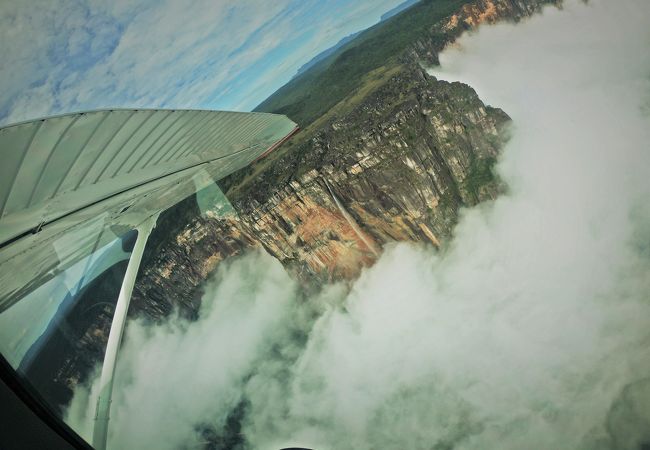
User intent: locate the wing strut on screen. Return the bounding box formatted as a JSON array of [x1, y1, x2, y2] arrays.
[[92, 214, 159, 450]]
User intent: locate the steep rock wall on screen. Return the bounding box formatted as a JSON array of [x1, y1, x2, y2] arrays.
[[130, 0, 564, 320], [131, 65, 508, 320], [404, 0, 561, 66]]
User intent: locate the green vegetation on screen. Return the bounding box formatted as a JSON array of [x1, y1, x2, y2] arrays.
[[220, 0, 491, 203], [222, 63, 406, 199], [254, 0, 472, 126], [463, 155, 497, 200]]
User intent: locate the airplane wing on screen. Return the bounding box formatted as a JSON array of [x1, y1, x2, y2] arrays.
[[0, 109, 298, 310]]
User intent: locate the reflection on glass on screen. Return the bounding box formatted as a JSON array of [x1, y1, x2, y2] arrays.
[[0, 226, 137, 418], [194, 172, 235, 217], [0, 170, 236, 449]]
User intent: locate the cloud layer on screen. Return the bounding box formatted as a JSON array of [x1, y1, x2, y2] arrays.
[[67, 0, 650, 448], [0, 0, 407, 125], [67, 250, 308, 449]]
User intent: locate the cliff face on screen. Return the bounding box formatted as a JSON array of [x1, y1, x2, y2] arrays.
[[234, 68, 507, 278], [452, 0, 561, 28], [130, 0, 562, 321], [131, 65, 508, 320], [404, 0, 561, 66]]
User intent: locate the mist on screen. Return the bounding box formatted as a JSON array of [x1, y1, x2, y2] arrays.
[[68, 0, 650, 448], [66, 251, 318, 449]]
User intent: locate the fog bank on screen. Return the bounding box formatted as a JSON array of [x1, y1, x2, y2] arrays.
[[67, 251, 310, 449], [69, 0, 650, 448]]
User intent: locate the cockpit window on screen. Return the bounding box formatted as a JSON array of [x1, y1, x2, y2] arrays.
[[0, 227, 136, 419]]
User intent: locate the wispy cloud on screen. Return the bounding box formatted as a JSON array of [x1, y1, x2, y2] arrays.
[[0, 0, 408, 125]]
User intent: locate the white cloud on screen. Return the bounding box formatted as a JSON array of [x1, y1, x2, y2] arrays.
[[0, 0, 408, 125], [67, 250, 302, 449], [259, 2, 650, 447], [67, 0, 650, 448]]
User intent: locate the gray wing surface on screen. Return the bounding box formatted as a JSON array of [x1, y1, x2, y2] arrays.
[[0, 109, 297, 310]]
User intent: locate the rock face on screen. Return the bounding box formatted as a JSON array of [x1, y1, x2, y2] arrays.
[[404, 0, 561, 66], [238, 69, 507, 276], [132, 65, 508, 320], [131, 0, 562, 321]]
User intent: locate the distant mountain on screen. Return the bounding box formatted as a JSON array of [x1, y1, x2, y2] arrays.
[[293, 31, 363, 79], [292, 0, 420, 80], [380, 0, 420, 21]]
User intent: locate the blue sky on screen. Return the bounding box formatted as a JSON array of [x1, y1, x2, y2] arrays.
[[0, 0, 408, 126]]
